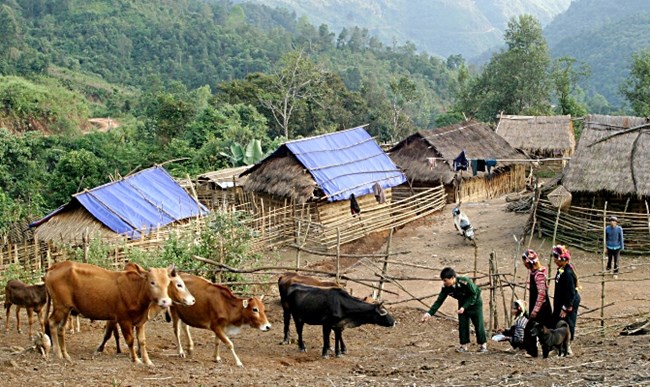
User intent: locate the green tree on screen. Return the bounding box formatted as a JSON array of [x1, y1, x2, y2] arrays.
[[456, 15, 552, 121], [258, 50, 326, 138], [388, 76, 417, 141], [620, 50, 650, 116], [551, 56, 590, 116]]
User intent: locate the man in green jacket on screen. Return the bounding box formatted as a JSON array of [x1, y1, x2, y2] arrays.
[[421, 267, 487, 352]]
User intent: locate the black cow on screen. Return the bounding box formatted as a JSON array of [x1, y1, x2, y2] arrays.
[[285, 283, 395, 358], [278, 272, 342, 345]]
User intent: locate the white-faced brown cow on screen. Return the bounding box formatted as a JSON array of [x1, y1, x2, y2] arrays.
[[168, 273, 271, 367], [4, 279, 48, 339], [95, 262, 196, 354], [44, 261, 176, 365]]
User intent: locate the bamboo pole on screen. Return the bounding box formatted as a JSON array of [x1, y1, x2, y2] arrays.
[[295, 220, 302, 269], [527, 183, 541, 249], [548, 204, 562, 275], [473, 242, 478, 280], [377, 228, 393, 298], [335, 228, 341, 284], [488, 251, 496, 331], [509, 234, 522, 325], [601, 201, 607, 336]]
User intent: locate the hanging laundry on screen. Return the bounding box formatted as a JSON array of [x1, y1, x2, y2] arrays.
[[372, 182, 386, 204], [427, 158, 437, 170], [453, 150, 468, 172], [470, 159, 479, 176], [350, 193, 361, 216], [486, 159, 497, 175], [476, 159, 486, 172]]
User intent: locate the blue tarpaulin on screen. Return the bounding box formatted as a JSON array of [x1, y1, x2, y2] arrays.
[[249, 127, 406, 202], [31, 166, 209, 239]]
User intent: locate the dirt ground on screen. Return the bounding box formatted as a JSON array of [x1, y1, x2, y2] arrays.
[[1, 197, 649, 386]]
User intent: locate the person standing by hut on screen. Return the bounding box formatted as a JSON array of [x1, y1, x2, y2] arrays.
[[551, 245, 580, 355], [605, 216, 624, 279], [521, 249, 553, 357]]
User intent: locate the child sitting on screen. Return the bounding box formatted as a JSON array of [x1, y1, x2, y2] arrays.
[[496, 300, 529, 350]]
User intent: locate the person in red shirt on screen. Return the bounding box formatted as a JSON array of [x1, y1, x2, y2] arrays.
[[521, 249, 553, 357]]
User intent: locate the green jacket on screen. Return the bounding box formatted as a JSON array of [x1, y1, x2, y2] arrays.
[[427, 276, 482, 315]]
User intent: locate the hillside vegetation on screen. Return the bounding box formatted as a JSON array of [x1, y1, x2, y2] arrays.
[[545, 0, 650, 106], [238, 0, 571, 58]]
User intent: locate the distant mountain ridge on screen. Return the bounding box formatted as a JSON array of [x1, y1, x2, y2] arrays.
[[237, 0, 571, 58], [544, 0, 650, 107]]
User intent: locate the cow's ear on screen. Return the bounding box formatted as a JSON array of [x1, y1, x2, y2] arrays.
[[167, 264, 177, 276], [242, 299, 249, 308]]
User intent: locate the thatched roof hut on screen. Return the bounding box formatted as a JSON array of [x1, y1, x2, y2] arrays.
[[389, 120, 526, 202], [495, 114, 575, 157], [31, 166, 209, 243], [241, 127, 406, 204], [563, 114, 650, 199], [536, 115, 650, 254], [390, 120, 523, 184]]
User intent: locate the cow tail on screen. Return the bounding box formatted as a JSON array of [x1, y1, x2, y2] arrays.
[[44, 287, 52, 338], [165, 309, 172, 323]]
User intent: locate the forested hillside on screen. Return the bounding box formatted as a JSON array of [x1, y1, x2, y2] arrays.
[[0, 0, 464, 230], [238, 0, 571, 58], [544, 0, 650, 107]]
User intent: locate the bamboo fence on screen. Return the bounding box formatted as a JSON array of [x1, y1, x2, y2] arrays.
[[536, 199, 650, 253]]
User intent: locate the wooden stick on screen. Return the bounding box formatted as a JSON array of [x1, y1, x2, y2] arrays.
[[549, 204, 562, 275], [601, 201, 608, 336], [378, 228, 393, 298], [335, 227, 341, 284]]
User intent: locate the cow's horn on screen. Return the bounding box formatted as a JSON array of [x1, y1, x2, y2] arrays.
[[259, 295, 265, 301], [242, 299, 249, 308]]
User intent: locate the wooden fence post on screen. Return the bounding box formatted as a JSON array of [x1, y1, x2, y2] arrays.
[[473, 242, 478, 280], [295, 220, 302, 269], [549, 205, 562, 276], [377, 228, 393, 299], [488, 251, 496, 331], [335, 228, 341, 284], [601, 202, 608, 336]]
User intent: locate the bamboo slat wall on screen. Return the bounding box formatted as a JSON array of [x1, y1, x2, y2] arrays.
[[302, 186, 447, 250], [459, 165, 526, 203], [536, 199, 650, 254]]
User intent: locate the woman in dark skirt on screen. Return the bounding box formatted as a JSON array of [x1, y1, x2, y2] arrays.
[[521, 249, 553, 357], [551, 245, 581, 356]]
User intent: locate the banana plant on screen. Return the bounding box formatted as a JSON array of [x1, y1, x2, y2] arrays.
[[219, 139, 264, 166]]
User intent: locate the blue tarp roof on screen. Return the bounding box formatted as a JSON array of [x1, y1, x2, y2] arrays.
[[245, 127, 406, 202], [31, 166, 209, 239]]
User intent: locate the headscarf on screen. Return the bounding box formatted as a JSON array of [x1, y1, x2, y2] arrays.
[[513, 299, 527, 316], [522, 249, 539, 265], [552, 244, 571, 261]]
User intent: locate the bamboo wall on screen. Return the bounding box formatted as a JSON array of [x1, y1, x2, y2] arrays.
[[458, 165, 526, 203], [536, 199, 650, 254]]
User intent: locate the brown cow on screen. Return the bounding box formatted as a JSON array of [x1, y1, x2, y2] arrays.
[[4, 279, 48, 338], [44, 261, 176, 365], [96, 262, 196, 354], [278, 272, 342, 345], [168, 273, 271, 367]]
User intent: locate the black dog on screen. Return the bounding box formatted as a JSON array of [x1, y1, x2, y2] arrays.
[[530, 320, 570, 358]]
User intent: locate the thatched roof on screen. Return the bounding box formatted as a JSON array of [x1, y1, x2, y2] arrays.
[[495, 114, 575, 155], [389, 120, 523, 184], [241, 127, 406, 203], [33, 202, 123, 243], [198, 166, 250, 189], [241, 153, 318, 203], [563, 115, 650, 196]]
